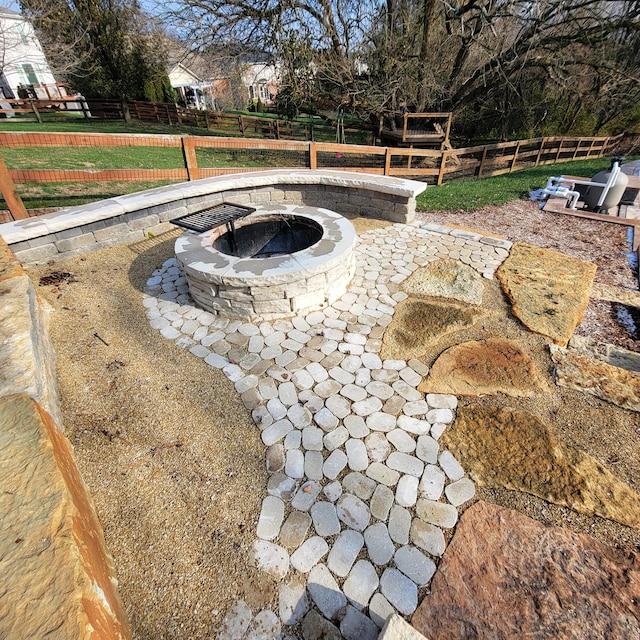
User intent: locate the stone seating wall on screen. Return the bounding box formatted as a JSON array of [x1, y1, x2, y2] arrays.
[[0, 170, 426, 265], [0, 237, 131, 639]]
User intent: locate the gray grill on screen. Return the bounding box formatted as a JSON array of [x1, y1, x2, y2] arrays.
[[171, 203, 256, 233]]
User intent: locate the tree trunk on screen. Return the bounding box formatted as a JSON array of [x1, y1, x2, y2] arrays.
[[121, 98, 132, 124]]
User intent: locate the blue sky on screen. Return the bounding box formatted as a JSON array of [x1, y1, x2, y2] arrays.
[[1, 2, 20, 12]]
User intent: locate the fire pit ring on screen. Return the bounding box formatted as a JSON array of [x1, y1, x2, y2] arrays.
[[174, 204, 357, 320]]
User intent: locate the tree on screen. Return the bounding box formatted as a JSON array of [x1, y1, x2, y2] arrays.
[[141, 0, 640, 138], [20, 0, 175, 103], [365, 0, 640, 138]]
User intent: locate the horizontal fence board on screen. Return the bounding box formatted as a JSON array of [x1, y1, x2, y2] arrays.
[[0, 131, 182, 148], [10, 168, 188, 183], [195, 137, 309, 151], [388, 167, 440, 177]]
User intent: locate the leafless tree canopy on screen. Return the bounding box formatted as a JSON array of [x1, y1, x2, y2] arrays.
[[158, 0, 640, 137]]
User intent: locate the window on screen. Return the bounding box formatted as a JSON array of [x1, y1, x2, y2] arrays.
[[21, 63, 39, 85]]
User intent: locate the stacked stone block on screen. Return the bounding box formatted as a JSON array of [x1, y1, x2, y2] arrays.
[[2, 171, 424, 265]]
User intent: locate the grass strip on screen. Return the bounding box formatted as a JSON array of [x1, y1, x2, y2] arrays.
[[416, 159, 626, 211]]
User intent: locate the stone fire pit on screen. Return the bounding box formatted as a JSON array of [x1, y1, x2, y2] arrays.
[[174, 204, 357, 320]]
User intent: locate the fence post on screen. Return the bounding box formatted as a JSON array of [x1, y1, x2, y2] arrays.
[[181, 137, 200, 181], [478, 147, 488, 177], [0, 153, 28, 220], [509, 141, 522, 172], [29, 99, 42, 123], [309, 142, 317, 169], [572, 138, 581, 160], [80, 97, 90, 119], [535, 138, 546, 166], [554, 138, 564, 163], [437, 151, 448, 186], [384, 148, 392, 176]]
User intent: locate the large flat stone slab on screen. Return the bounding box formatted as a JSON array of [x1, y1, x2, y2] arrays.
[[380, 298, 486, 361], [400, 259, 484, 305], [418, 338, 548, 397], [0, 394, 130, 639], [0, 274, 61, 424], [496, 242, 596, 346], [442, 404, 640, 528], [550, 346, 640, 412], [412, 501, 640, 640]]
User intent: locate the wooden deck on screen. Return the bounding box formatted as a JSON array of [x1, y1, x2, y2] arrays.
[[378, 112, 452, 149]]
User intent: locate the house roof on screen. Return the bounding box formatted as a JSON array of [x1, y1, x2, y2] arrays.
[[0, 7, 23, 18]]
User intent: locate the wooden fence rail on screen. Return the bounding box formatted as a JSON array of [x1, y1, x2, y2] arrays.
[[0, 131, 622, 221], [1, 98, 371, 143]]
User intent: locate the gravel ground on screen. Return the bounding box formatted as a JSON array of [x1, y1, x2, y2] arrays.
[[27, 205, 640, 639]]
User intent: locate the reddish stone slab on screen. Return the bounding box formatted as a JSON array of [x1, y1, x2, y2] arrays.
[[412, 501, 640, 640]]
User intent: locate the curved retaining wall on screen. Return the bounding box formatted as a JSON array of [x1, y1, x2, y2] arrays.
[[0, 170, 426, 265]]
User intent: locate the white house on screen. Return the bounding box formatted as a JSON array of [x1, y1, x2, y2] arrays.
[[242, 62, 279, 106], [0, 7, 66, 100], [168, 62, 217, 110]]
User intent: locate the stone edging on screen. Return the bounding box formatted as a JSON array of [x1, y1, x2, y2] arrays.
[[0, 237, 131, 639], [0, 170, 426, 265]]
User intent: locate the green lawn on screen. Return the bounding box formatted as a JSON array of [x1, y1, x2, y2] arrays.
[[2, 146, 185, 170], [0, 118, 210, 136], [416, 159, 625, 211]]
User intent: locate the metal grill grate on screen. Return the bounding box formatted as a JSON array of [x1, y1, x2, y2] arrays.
[[170, 203, 256, 233]]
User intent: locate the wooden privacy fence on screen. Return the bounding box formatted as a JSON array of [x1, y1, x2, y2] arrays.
[[0, 130, 621, 221]]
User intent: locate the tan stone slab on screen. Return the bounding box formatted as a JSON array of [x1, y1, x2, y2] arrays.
[[412, 501, 640, 640], [380, 298, 486, 361], [442, 404, 640, 529], [496, 241, 597, 346], [379, 614, 430, 640], [0, 275, 61, 423], [591, 281, 640, 308], [0, 394, 130, 639], [0, 236, 24, 282], [400, 259, 484, 305], [418, 338, 548, 397], [550, 346, 640, 412]]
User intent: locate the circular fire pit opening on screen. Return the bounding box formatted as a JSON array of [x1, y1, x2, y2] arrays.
[[213, 215, 323, 259], [175, 205, 357, 321]]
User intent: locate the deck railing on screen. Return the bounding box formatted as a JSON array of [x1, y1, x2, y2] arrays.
[[0, 130, 621, 221]]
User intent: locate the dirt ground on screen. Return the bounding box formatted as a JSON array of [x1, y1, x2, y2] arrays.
[[27, 203, 640, 639]]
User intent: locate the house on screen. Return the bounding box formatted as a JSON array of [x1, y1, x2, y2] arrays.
[[242, 61, 279, 106], [168, 48, 279, 111], [168, 62, 217, 110], [0, 7, 67, 101]]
